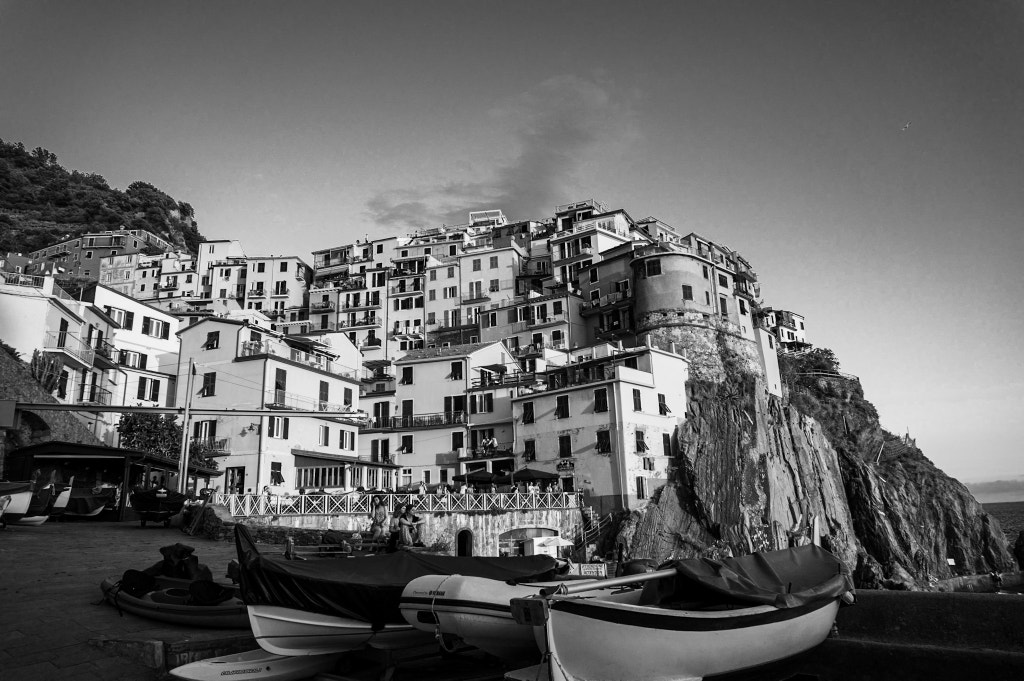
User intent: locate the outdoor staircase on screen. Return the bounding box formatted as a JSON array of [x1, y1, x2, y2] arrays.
[[574, 506, 613, 559]]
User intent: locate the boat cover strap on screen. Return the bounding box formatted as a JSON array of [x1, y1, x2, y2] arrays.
[[644, 544, 854, 609]]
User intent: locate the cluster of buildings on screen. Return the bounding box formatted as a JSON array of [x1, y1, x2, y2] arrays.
[[1, 200, 811, 514]]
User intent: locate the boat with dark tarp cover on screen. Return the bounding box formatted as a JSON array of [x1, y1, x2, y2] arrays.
[[234, 525, 560, 656], [508, 544, 855, 681]]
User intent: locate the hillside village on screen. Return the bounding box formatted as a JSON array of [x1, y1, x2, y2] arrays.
[[1, 200, 812, 516]]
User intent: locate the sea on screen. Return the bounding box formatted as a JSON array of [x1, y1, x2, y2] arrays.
[[985, 500, 1024, 545]]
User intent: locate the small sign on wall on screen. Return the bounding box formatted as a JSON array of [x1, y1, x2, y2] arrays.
[[568, 562, 608, 578]]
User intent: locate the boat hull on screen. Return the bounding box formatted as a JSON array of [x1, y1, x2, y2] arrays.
[[248, 605, 433, 657], [401, 574, 562, 660], [536, 592, 839, 681], [100, 577, 250, 629], [169, 648, 343, 681]]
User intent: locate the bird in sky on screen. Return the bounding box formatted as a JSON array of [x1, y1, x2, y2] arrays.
[[901, 121, 912, 132]]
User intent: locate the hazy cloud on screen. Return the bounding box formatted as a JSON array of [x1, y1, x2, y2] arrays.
[[365, 74, 639, 230]]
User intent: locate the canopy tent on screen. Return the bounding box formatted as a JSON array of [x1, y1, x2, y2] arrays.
[[493, 467, 560, 485], [452, 469, 496, 484]]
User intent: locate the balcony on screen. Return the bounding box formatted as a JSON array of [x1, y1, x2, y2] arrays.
[[170, 303, 214, 315], [528, 313, 570, 328], [515, 364, 622, 396], [389, 284, 424, 297], [580, 290, 630, 316], [389, 267, 425, 279], [312, 275, 367, 292], [338, 316, 381, 330], [239, 339, 358, 380], [552, 246, 594, 267], [161, 281, 180, 291], [310, 301, 336, 311], [270, 288, 291, 297], [362, 368, 395, 383], [470, 372, 536, 389], [461, 290, 490, 304], [248, 289, 267, 298], [190, 436, 230, 453], [75, 384, 112, 407], [389, 410, 466, 430], [359, 338, 383, 350], [43, 331, 95, 368], [342, 299, 382, 312], [389, 325, 423, 339], [264, 389, 362, 416], [556, 198, 607, 214], [458, 444, 514, 460]]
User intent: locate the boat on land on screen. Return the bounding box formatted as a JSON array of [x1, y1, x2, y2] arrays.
[[64, 486, 117, 517], [131, 486, 188, 527], [99, 575, 249, 629], [401, 574, 604, 660], [11, 484, 56, 526], [234, 524, 560, 656], [0, 481, 33, 527], [506, 544, 855, 681], [169, 648, 344, 681]]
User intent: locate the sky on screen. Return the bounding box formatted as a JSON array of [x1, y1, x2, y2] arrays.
[[2, 0, 1022, 486]]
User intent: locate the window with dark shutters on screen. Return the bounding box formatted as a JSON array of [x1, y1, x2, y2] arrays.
[[594, 388, 608, 413], [142, 317, 151, 334], [555, 395, 569, 418], [522, 401, 534, 424], [123, 311, 135, 330]]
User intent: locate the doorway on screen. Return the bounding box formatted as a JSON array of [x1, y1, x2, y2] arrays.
[[457, 529, 473, 557]]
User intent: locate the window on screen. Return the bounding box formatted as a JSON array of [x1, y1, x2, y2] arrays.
[[596, 430, 611, 453], [400, 367, 413, 384], [558, 435, 572, 458], [319, 425, 330, 446], [340, 430, 355, 450], [663, 433, 672, 456], [768, 335, 774, 349], [632, 388, 642, 411], [705, 291, 711, 305], [555, 395, 569, 418], [636, 430, 649, 452], [718, 274, 728, 287], [590, 290, 600, 302], [739, 299, 748, 315], [471, 392, 494, 414], [449, 361, 463, 380], [720, 297, 728, 316], [489, 256, 498, 269], [400, 435, 414, 454], [702, 265, 709, 279], [204, 331, 220, 349], [636, 476, 647, 500], [377, 244, 384, 253], [119, 350, 147, 369], [489, 278, 499, 292], [280, 261, 288, 272], [201, 372, 216, 397], [658, 393, 670, 415], [257, 262, 265, 273], [447, 267, 455, 278], [522, 401, 535, 424], [589, 267, 599, 283], [594, 388, 608, 413], [270, 462, 284, 485], [472, 259, 481, 271], [85, 250, 94, 259], [136, 377, 160, 401], [524, 440, 536, 461], [451, 431, 464, 450], [268, 416, 290, 438], [682, 285, 693, 301], [645, 259, 661, 277], [343, 387, 353, 407]]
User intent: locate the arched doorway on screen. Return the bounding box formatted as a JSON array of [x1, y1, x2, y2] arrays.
[[456, 529, 473, 557]]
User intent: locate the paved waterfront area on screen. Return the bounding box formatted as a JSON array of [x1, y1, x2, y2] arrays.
[[0, 519, 248, 681]]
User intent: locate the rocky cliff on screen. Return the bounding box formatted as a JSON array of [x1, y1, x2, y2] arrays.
[[615, 343, 1014, 589]]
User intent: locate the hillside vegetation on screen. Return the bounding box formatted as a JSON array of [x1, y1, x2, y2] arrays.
[[0, 139, 203, 255]]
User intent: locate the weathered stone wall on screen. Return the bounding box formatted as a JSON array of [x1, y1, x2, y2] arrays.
[[638, 311, 764, 382], [0, 348, 102, 477]]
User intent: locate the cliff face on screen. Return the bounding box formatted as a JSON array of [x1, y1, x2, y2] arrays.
[[616, 342, 1014, 589]]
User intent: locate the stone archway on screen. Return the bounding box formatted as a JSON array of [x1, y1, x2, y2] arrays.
[[456, 529, 474, 557]]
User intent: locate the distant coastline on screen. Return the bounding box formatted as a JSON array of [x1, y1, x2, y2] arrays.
[[984, 500, 1024, 544]]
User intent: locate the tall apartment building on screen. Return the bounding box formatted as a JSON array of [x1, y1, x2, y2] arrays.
[[175, 314, 378, 495]]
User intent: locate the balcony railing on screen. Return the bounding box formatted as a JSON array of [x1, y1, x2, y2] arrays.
[[248, 289, 267, 298], [75, 384, 112, 406], [389, 284, 424, 296], [528, 313, 570, 328], [190, 436, 229, 452], [43, 331, 95, 366], [213, 490, 582, 519], [0, 271, 46, 288], [310, 301, 336, 311], [377, 410, 467, 430], [162, 281, 180, 290], [470, 372, 536, 389], [265, 389, 361, 416], [338, 316, 381, 329], [342, 299, 382, 311], [239, 339, 358, 380], [458, 444, 514, 460], [270, 288, 291, 297], [581, 290, 630, 315]]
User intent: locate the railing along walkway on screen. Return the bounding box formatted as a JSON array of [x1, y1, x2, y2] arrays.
[[213, 491, 581, 519]]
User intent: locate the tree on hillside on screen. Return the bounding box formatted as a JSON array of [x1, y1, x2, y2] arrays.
[[117, 413, 219, 469]]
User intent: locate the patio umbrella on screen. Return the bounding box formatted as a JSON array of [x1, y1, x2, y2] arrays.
[[452, 469, 496, 484], [540, 536, 575, 548], [493, 467, 560, 485]]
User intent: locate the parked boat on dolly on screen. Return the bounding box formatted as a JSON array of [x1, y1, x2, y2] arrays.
[[65, 485, 117, 517], [234, 525, 561, 656], [99, 574, 249, 629], [506, 544, 855, 681], [10, 483, 57, 526], [169, 649, 344, 681], [0, 481, 34, 527]]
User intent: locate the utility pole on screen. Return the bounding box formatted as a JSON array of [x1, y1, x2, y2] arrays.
[[176, 360, 196, 494]]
